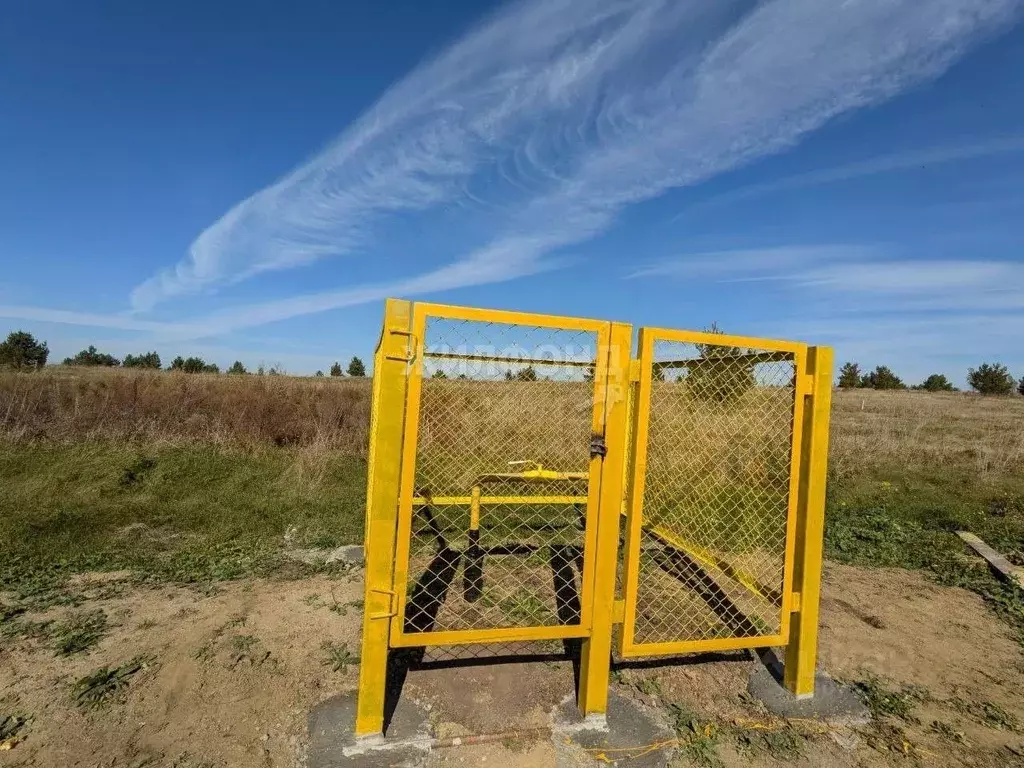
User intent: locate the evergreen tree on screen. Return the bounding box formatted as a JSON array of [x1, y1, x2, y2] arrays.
[[837, 362, 862, 389], [917, 373, 955, 392], [686, 322, 754, 403], [122, 351, 161, 369], [63, 345, 120, 367], [967, 362, 1015, 395], [346, 356, 366, 377], [860, 366, 905, 390], [0, 330, 49, 370]]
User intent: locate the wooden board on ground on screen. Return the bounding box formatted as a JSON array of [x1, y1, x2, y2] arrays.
[[957, 531, 1024, 590]]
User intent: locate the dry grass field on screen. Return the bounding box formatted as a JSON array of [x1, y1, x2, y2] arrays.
[[3, 365, 1022, 472], [1, 365, 1022, 583], [0, 366, 371, 451], [2, 367, 1024, 766], [831, 387, 1024, 479]]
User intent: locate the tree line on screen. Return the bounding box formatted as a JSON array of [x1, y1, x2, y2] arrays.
[[4, 328, 1022, 395], [0, 330, 367, 378], [837, 361, 1024, 395]]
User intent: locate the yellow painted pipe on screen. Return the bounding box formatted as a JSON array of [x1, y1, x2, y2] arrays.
[[465, 484, 484, 602], [470, 485, 481, 533]]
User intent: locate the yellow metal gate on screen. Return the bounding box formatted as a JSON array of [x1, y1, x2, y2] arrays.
[[390, 302, 614, 647], [619, 328, 807, 657], [356, 299, 832, 738]]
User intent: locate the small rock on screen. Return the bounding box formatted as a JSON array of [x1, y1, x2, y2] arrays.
[[829, 728, 862, 751]]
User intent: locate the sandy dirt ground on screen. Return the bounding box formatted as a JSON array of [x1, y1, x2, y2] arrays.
[[2, 562, 1023, 767]]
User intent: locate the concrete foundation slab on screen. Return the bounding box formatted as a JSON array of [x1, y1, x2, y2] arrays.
[[307, 691, 432, 768], [552, 691, 677, 768], [747, 650, 869, 724]]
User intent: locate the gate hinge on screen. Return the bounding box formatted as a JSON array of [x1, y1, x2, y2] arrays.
[[385, 328, 416, 363], [368, 587, 398, 620], [789, 591, 803, 612], [590, 433, 607, 459], [629, 359, 641, 383], [612, 599, 625, 625]]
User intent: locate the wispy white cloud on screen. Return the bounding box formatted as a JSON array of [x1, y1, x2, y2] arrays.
[[0, 305, 199, 334], [0, 246, 554, 341], [632, 246, 1024, 380], [627, 245, 874, 279], [772, 312, 1024, 381], [677, 135, 1024, 218], [129, 0, 1023, 324], [631, 244, 1024, 312], [163, 242, 558, 340]]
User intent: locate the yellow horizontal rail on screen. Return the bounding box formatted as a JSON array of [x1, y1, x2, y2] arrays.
[[414, 301, 608, 333], [646, 524, 783, 607], [638, 326, 806, 356], [618, 632, 787, 659], [424, 349, 596, 368], [393, 623, 588, 647], [412, 495, 587, 506], [652, 349, 794, 369]]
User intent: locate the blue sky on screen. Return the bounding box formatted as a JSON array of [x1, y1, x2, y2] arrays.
[[2, 0, 1023, 383]]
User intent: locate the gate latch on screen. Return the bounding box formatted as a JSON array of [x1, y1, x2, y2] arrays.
[[590, 433, 607, 459]]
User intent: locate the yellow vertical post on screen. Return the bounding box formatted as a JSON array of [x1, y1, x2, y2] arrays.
[[784, 345, 833, 698], [578, 321, 632, 717], [355, 298, 412, 738], [618, 329, 650, 656]]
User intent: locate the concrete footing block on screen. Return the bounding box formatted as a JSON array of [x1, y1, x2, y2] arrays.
[[747, 650, 869, 725], [307, 692, 432, 768], [552, 692, 676, 767]]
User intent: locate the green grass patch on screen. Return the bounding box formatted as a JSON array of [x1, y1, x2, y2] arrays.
[[321, 640, 359, 672], [0, 442, 366, 594], [634, 675, 663, 697], [51, 608, 108, 656], [227, 633, 271, 668], [733, 724, 804, 761], [825, 468, 1024, 645], [668, 703, 722, 768], [71, 655, 154, 709], [949, 696, 1018, 731], [852, 675, 930, 721]]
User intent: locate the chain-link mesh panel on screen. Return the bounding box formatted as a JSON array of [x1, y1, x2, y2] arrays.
[[632, 338, 796, 645], [401, 316, 599, 637]]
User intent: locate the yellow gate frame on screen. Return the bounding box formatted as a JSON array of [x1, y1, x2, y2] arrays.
[[619, 327, 809, 657], [355, 299, 832, 738], [389, 301, 617, 648]]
